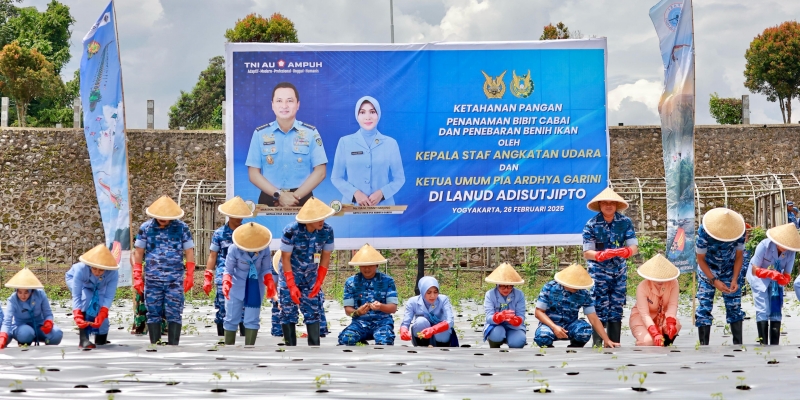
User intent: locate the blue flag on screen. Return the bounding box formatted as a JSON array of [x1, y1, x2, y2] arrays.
[[80, 0, 132, 285]]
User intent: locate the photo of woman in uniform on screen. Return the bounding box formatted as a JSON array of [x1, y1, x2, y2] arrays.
[[331, 96, 405, 206]]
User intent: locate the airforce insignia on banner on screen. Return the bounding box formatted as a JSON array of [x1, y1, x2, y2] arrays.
[[481, 70, 506, 99], [510, 70, 534, 98]]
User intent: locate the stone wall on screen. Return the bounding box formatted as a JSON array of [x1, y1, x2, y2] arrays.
[[1, 124, 799, 268]]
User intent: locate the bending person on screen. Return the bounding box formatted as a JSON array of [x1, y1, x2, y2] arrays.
[[2, 268, 62, 348], [630, 254, 681, 346], [399, 276, 457, 347], [65, 244, 120, 348], [483, 263, 526, 349]]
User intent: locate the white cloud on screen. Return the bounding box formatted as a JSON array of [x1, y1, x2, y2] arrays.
[[608, 79, 663, 115]]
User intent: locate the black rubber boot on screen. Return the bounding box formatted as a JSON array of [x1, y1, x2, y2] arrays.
[[698, 325, 711, 345], [568, 339, 587, 348], [95, 334, 108, 346], [79, 328, 95, 349], [224, 330, 236, 345], [769, 321, 781, 345], [167, 322, 181, 346], [592, 322, 607, 347], [282, 324, 297, 346], [147, 323, 162, 345], [216, 323, 224, 337], [306, 322, 321, 346], [730, 321, 743, 345], [606, 321, 622, 343], [756, 321, 769, 345], [239, 322, 246, 337], [488, 340, 504, 348], [244, 328, 258, 346]]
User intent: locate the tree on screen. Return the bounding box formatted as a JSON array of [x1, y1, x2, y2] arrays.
[[168, 56, 225, 129], [708, 93, 743, 125], [1, 1, 74, 73], [540, 22, 570, 40], [0, 41, 62, 127], [744, 21, 800, 124], [224, 12, 298, 43]]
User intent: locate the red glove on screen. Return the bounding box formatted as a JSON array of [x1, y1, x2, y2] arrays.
[[264, 273, 277, 299], [594, 250, 615, 262], [753, 267, 782, 281], [508, 315, 523, 326], [665, 317, 678, 340], [0, 332, 8, 349], [309, 265, 328, 299], [284, 270, 302, 304], [73, 309, 90, 329], [610, 247, 633, 259], [647, 324, 664, 346], [91, 307, 109, 329], [133, 263, 144, 294], [183, 261, 196, 293], [399, 326, 411, 341], [41, 320, 54, 334], [203, 270, 214, 296], [419, 321, 450, 339], [222, 274, 233, 300], [492, 312, 505, 324], [777, 273, 792, 286]]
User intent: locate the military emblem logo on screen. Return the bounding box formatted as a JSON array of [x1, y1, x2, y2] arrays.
[[330, 200, 342, 213], [316, 137, 322, 146], [510, 70, 534, 98], [481, 70, 506, 99]]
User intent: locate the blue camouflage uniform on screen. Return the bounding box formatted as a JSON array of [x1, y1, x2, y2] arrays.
[[788, 208, 798, 228], [338, 271, 399, 345], [400, 277, 455, 346], [534, 280, 595, 347], [483, 287, 527, 348], [2, 290, 62, 345], [135, 219, 194, 325], [695, 224, 746, 327], [273, 255, 328, 336], [223, 245, 270, 331], [209, 223, 234, 325], [66, 262, 119, 335], [278, 222, 334, 325], [747, 238, 795, 322], [245, 119, 328, 203], [582, 212, 638, 323]]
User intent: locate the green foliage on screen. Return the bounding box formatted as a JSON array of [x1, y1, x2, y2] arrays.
[[314, 373, 331, 389], [744, 21, 800, 124], [540, 22, 570, 40], [709, 93, 743, 125], [636, 235, 666, 260], [224, 13, 298, 43], [520, 247, 542, 287], [0, 0, 74, 73], [745, 226, 766, 253], [417, 371, 436, 391], [0, 40, 62, 126], [168, 56, 225, 130]]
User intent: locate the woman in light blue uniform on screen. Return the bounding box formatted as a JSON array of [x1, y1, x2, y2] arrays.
[[747, 223, 800, 345], [65, 244, 120, 348], [2, 268, 62, 347], [482, 263, 527, 348], [399, 276, 457, 347], [331, 96, 405, 206]]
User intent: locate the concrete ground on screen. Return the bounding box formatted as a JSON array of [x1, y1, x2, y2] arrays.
[[0, 290, 798, 399]]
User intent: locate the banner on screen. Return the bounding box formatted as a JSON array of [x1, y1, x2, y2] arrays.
[[80, 0, 132, 285], [650, 0, 697, 273], [226, 40, 609, 249]]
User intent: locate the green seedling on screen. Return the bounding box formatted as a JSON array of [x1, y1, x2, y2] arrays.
[[123, 373, 139, 382], [36, 367, 47, 381], [526, 370, 549, 393], [633, 372, 647, 389], [560, 362, 568, 368], [9, 380, 23, 390], [736, 376, 747, 388], [711, 393, 724, 399], [210, 372, 222, 390], [417, 371, 436, 392], [314, 373, 331, 389], [228, 370, 239, 382], [695, 340, 700, 350], [61, 348, 65, 359], [616, 365, 628, 382]]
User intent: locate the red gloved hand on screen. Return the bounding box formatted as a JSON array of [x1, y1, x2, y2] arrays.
[[753, 267, 782, 281], [183, 261, 196, 293], [508, 315, 523, 326], [264, 273, 277, 299], [647, 324, 664, 346], [610, 247, 633, 259], [284, 270, 302, 305], [203, 270, 214, 296], [492, 312, 506, 324], [419, 321, 450, 339], [91, 307, 109, 329], [665, 317, 678, 340], [73, 309, 90, 329], [0, 332, 8, 349], [594, 250, 615, 262], [41, 319, 54, 334], [222, 274, 233, 300], [309, 265, 328, 299], [399, 326, 412, 341], [777, 273, 792, 286], [133, 263, 144, 294], [500, 309, 516, 320]]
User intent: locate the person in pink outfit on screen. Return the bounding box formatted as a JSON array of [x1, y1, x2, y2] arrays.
[[629, 254, 682, 346]]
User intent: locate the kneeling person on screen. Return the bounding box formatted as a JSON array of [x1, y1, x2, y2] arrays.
[[338, 244, 398, 346], [534, 264, 620, 348], [1, 268, 63, 348], [630, 254, 681, 346], [399, 276, 456, 347], [483, 263, 527, 348], [65, 244, 120, 348]]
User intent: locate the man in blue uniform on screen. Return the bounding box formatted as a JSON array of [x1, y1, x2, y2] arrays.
[[246, 82, 327, 207], [582, 187, 638, 346], [279, 197, 335, 346], [133, 196, 195, 346], [695, 207, 746, 345], [338, 244, 399, 346], [787, 201, 799, 228], [66, 244, 120, 348]]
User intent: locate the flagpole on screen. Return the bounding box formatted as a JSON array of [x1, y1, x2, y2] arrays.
[[111, 0, 133, 254], [690, 0, 697, 327]]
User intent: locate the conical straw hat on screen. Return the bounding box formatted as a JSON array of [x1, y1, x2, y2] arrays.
[[272, 250, 281, 273], [232, 222, 272, 252], [587, 187, 629, 212], [554, 264, 594, 290], [767, 223, 800, 252], [485, 262, 524, 285], [702, 208, 745, 242], [79, 244, 120, 270], [5, 268, 44, 289], [349, 243, 387, 266], [218, 196, 253, 218], [296, 197, 335, 224], [145, 195, 185, 220], [637, 254, 680, 282]]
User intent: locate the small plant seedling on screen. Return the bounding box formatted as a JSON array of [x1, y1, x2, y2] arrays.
[[526, 370, 550, 393], [124, 373, 140, 382], [228, 370, 239, 382], [417, 371, 437, 392], [560, 362, 568, 368], [717, 375, 728, 380], [695, 340, 700, 350], [538, 346, 547, 355], [632, 372, 647, 391], [36, 366, 48, 381], [736, 376, 750, 390], [355, 341, 367, 347], [9, 380, 24, 392], [61, 348, 65, 360], [209, 371, 226, 392], [711, 393, 724, 399], [314, 373, 331, 390]]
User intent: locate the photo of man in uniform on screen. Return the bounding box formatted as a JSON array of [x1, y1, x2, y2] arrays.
[[246, 82, 327, 207]]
